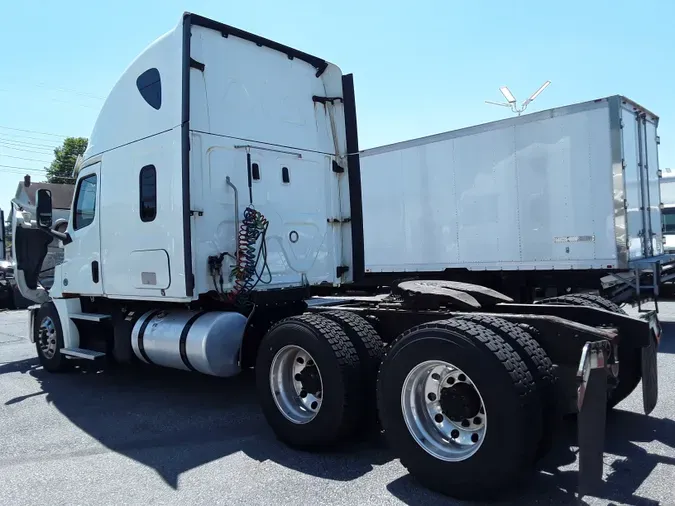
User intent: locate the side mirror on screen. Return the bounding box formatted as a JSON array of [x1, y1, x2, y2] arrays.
[[36, 189, 53, 229]]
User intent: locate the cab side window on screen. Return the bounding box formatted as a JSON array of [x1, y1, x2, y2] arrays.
[[73, 174, 97, 230]]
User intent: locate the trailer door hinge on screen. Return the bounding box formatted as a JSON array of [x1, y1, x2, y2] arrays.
[[336, 265, 349, 278], [190, 210, 204, 217], [327, 217, 351, 224], [332, 160, 345, 173], [658, 169, 663, 178], [620, 119, 624, 128], [656, 135, 661, 145], [313, 95, 343, 105]]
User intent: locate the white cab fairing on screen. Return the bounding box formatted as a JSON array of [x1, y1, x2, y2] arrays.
[[12, 12, 360, 305], [186, 15, 355, 297]]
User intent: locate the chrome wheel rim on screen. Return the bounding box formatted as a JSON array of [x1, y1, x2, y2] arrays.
[[270, 345, 323, 424], [401, 360, 487, 461], [38, 316, 58, 360]]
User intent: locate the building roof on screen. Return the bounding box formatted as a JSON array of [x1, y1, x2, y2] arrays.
[[20, 182, 75, 210]]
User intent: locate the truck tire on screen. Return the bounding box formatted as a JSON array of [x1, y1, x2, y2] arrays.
[[541, 293, 626, 315], [34, 302, 71, 373], [568, 293, 626, 314], [320, 311, 385, 427], [538, 294, 640, 408], [453, 315, 555, 459], [255, 314, 362, 449], [377, 319, 540, 500]]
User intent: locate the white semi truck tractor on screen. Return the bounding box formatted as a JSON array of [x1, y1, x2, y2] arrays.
[[11, 12, 662, 501]]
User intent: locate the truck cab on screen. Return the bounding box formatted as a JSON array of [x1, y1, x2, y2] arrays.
[[12, 12, 363, 312]]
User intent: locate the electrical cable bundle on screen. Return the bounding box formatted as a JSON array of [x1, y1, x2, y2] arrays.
[[227, 206, 272, 305]]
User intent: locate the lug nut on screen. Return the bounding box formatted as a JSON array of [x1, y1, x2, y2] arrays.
[[434, 414, 444, 423], [473, 417, 482, 425], [447, 377, 455, 385], [427, 392, 437, 401], [451, 429, 460, 439]]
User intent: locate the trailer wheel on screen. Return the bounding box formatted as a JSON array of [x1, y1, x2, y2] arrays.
[[320, 311, 385, 426], [255, 314, 362, 449], [538, 294, 640, 408], [34, 302, 71, 373], [453, 315, 555, 459], [377, 319, 539, 500]]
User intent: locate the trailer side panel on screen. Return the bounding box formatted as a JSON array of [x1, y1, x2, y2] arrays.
[[362, 99, 618, 273]]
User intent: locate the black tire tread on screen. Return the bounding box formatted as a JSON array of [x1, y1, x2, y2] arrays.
[[265, 313, 362, 442], [567, 293, 627, 314], [453, 315, 555, 458], [378, 317, 540, 496], [321, 311, 386, 427], [321, 310, 386, 368]]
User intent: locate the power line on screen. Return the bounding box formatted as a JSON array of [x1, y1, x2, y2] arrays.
[[0, 144, 55, 155], [34, 82, 105, 100], [0, 88, 100, 110], [0, 132, 62, 146], [0, 138, 59, 150], [0, 139, 56, 150], [0, 125, 68, 138], [0, 164, 48, 171], [0, 154, 52, 163]]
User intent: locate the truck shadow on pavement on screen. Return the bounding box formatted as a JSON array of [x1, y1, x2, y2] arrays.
[[1, 357, 391, 488], [1, 357, 673, 505]]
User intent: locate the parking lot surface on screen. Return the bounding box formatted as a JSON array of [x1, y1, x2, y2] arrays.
[[1, 303, 674, 506]]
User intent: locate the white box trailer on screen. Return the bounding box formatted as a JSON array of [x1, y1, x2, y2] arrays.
[[360, 96, 671, 301]]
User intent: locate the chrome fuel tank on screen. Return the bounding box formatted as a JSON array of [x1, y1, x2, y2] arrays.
[[131, 309, 247, 377]]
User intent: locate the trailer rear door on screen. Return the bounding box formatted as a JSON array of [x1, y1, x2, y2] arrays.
[[621, 102, 662, 260]]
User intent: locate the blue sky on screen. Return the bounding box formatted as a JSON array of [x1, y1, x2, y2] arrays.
[[1, 0, 673, 215]]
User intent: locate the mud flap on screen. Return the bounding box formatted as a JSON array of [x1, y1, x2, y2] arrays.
[[576, 340, 610, 496], [641, 333, 658, 415]]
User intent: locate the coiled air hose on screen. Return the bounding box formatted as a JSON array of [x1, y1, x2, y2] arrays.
[[227, 206, 272, 304]]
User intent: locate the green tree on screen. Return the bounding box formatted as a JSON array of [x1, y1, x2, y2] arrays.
[[45, 137, 88, 184]]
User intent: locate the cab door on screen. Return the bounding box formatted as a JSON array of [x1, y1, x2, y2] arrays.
[[60, 163, 103, 296]]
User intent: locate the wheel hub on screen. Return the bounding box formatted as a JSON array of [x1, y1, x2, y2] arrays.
[[38, 316, 57, 360], [296, 364, 321, 395], [440, 382, 481, 422], [401, 360, 487, 462], [270, 345, 324, 424]]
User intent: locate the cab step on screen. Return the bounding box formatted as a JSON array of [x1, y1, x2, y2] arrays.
[[69, 313, 111, 322], [60, 348, 106, 360]]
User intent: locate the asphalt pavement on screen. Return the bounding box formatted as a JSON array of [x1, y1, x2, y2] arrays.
[[1, 302, 674, 506]]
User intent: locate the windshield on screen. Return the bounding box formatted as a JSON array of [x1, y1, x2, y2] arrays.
[[663, 208, 675, 234]]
